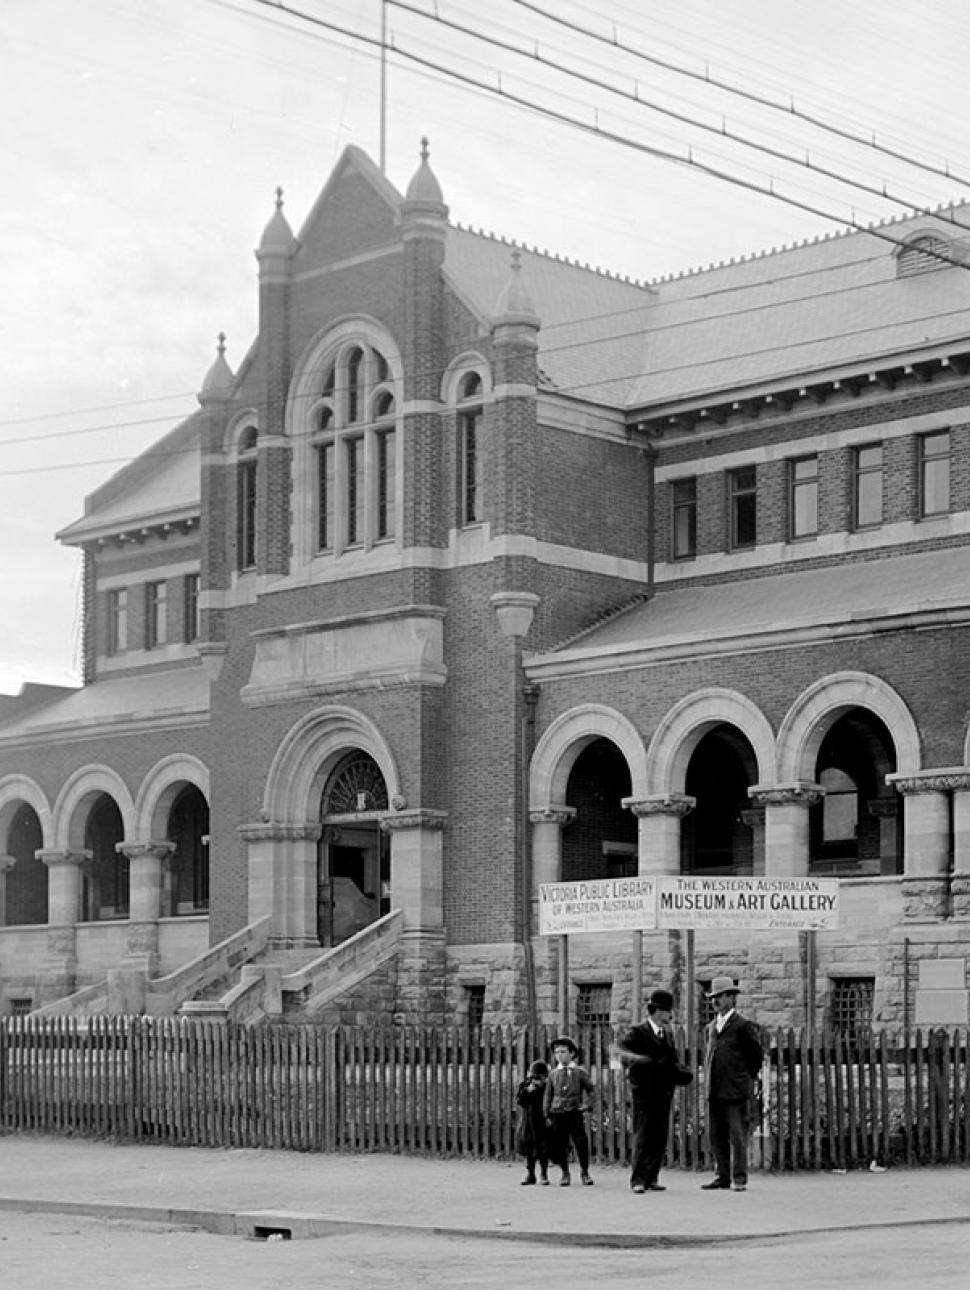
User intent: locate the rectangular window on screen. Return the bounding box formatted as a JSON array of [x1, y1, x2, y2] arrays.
[[459, 409, 481, 525], [346, 437, 364, 545], [830, 977, 874, 1049], [919, 430, 950, 517], [107, 588, 127, 655], [183, 573, 200, 644], [789, 456, 819, 539], [145, 581, 167, 649], [671, 477, 697, 559], [377, 429, 396, 540], [237, 460, 257, 569], [853, 443, 883, 528], [317, 442, 334, 551], [465, 985, 486, 1030], [576, 982, 612, 1062], [729, 465, 757, 549]]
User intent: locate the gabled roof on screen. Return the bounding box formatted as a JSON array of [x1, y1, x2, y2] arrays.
[[57, 414, 201, 545], [628, 210, 970, 409]]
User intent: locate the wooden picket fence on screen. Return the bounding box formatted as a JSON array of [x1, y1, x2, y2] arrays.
[[1, 1017, 967, 1170]]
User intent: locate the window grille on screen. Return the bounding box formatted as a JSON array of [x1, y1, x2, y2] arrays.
[[576, 982, 612, 1060], [830, 978, 874, 1047], [10, 998, 32, 1017]]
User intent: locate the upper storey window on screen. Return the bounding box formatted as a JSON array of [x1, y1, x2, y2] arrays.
[[729, 465, 757, 550], [457, 371, 484, 526], [919, 430, 950, 517], [309, 341, 398, 553], [236, 424, 258, 571], [897, 234, 950, 277]]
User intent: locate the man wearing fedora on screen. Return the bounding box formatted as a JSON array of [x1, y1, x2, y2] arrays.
[[701, 976, 764, 1192], [615, 988, 693, 1193]]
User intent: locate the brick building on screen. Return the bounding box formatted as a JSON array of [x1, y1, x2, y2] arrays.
[[2, 142, 970, 1034]]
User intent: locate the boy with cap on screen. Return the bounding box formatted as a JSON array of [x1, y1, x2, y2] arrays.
[[615, 987, 693, 1193], [701, 976, 764, 1192], [543, 1035, 595, 1186]]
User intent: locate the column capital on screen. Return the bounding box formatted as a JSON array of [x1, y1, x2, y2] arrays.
[[37, 849, 92, 869], [528, 805, 577, 827], [749, 782, 823, 808], [380, 809, 448, 834], [115, 840, 175, 861], [238, 821, 323, 843], [622, 793, 695, 819], [739, 807, 765, 829], [888, 768, 970, 795]]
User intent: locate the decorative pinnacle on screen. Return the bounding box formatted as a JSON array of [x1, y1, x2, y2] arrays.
[[216, 331, 226, 358], [275, 186, 284, 211], [420, 136, 429, 163]]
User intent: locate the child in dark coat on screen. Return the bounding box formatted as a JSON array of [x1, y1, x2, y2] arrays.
[[515, 1059, 550, 1185]]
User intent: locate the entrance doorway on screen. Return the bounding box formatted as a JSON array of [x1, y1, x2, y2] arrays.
[[317, 751, 390, 946]]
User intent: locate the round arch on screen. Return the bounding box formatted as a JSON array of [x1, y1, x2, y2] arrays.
[[134, 754, 211, 841], [53, 764, 136, 851], [777, 672, 921, 783], [263, 705, 403, 823], [646, 688, 775, 796], [0, 774, 54, 850], [440, 350, 493, 405], [530, 704, 648, 807]]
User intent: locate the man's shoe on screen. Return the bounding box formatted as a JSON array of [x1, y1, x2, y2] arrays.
[[539, 1175, 550, 1186], [631, 1183, 646, 1194], [733, 1183, 747, 1191], [560, 1172, 571, 1186], [520, 1175, 536, 1185], [647, 1183, 666, 1191], [700, 1179, 730, 1190], [580, 1172, 594, 1186]]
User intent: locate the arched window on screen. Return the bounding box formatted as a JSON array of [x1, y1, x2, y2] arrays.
[[309, 342, 398, 553], [456, 370, 485, 526], [236, 424, 258, 571]]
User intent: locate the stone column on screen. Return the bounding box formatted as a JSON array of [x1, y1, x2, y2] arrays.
[[749, 783, 822, 877], [739, 807, 766, 876], [0, 854, 14, 926], [889, 770, 969, 920], [867, 797, 901, 876], [37, 849, 88, 995], [622, 794, 695, 876], [529, 805, 576, 909], [239, 821, 322, 949], [380, 808, 448, 1024], [953, 777, 970, 920], [116, 840, 174, 973]]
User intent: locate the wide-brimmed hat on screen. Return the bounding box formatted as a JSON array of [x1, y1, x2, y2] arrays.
[[647, 988, 674, 1012], [550, 1035, 578, 1053], [706, 975, 740, 999]]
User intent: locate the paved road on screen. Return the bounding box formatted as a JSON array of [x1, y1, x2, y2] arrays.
[[5, 1209, 970, 1290]]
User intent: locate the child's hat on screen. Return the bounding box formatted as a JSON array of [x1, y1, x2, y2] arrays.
[[550, 1035, 578, 1054], [529, 1059, 549, 1077]]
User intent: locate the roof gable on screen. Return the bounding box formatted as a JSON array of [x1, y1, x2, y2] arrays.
[[295, 145, 404, 268]]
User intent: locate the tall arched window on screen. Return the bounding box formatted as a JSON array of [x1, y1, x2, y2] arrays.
[[236, 424, 258, 571], [457, 370, 484, 526], [308, 341, 398, 554]]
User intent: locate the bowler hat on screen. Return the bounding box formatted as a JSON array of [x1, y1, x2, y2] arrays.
[[706, 975, 740, 999], [550, 1035, 578, 1053], [647, 988, 674, 1012]]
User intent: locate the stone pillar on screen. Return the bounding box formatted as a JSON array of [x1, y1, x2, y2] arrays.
[[867, 797, 901, 876], [380, 809, 448, 1024], [239, 821, 322, 949], [622, 794, 695, 876], [953, 779, 970, 920], [0, 854, 14, 926], [749, 783, 822, 877], [889, 770, 968, 920], [529, 805, 576, 915], [739, 807, 766, 876], [116, 840, 174, 974], [37, 849, 88, 995]]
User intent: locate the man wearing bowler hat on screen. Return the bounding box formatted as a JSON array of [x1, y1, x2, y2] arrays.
[[701, 976, 764, 1192], [615, 988, 693, 1193]]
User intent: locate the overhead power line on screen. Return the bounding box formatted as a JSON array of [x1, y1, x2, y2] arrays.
[[514, 0, 970, 192], [248, 0, 970, 274], [387, 0, 968, 231]]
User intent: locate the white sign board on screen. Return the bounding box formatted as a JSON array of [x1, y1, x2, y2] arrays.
[[538, 877, 657, 936], [655, 876, 840, 930]]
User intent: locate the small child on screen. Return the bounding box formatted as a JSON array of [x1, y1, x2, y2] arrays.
[[543, 1035, 594, 1186], [514, 1059, 550, 1185]]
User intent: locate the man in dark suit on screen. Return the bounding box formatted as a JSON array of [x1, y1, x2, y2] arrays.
[[701, 976, 764, 1193], [615, 987, 693, 1193]]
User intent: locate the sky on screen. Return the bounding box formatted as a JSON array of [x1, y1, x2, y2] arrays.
[[2, 0, 969, 692]]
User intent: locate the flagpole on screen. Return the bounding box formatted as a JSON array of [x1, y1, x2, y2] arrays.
[[379, 0, 388, 173]]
